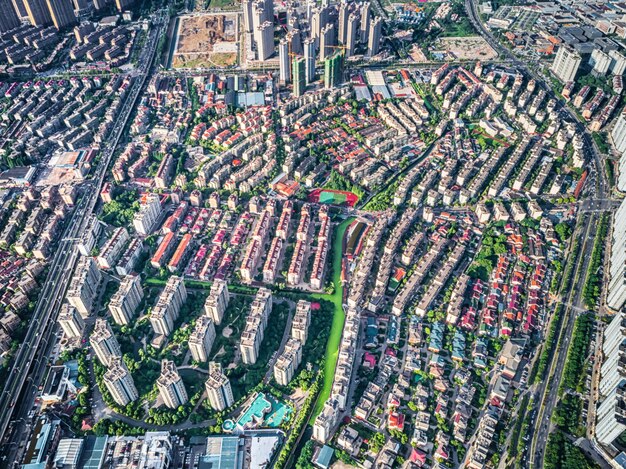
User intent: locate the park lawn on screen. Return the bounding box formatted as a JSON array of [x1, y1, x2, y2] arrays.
[[310, 217, 354, 420]]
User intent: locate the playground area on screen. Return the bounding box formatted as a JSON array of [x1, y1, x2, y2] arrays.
[[308, 188, 359, 207]]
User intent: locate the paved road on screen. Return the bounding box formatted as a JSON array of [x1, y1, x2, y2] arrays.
[[0, 12, 168, 466], [463, 0, 613, 467]]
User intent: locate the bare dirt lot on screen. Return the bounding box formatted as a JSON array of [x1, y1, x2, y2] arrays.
[[173, 13, 239, 68], [436, 36, 498, 61]]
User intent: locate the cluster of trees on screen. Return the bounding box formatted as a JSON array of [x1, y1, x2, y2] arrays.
[[554, 222, 573, 244], [274, 373, 323, 469], [100, 189, 140, 227], [582, 214, 609, 308], [295, 441, 315, 469], [544, 431, 599, 469], [553, 393, 584, 436], [363, 181, 399, 211], [467, 229, 508, 281], [533, 305, 563, 384], [560, 313, 594, 394], [146, 403, 193, 426], [324, 170, 365, 201]]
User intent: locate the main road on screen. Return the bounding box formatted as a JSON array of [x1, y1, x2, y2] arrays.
[[463, 0, 613, 467], [0, 12, 168, 465]]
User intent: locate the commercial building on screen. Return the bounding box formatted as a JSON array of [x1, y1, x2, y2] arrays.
[[273, 338, 302, 386], [293, 57, 306, 97], [103, 356, 139, 406], [150, 276, 187, 337], [324, 52, 343, 89], [67, 256, 101, 318], [551, 45, 582, 83], [108, 274, 143, 325], [240, 288, 272, 364], [46, 0, 77, 29], [188, 316, 216, 363], [91, 318, 121, 366], [58, 304, 85, 339], [156, 360, 188, 409], [205, 362, 234, 411], [204, 279, 229, 325]]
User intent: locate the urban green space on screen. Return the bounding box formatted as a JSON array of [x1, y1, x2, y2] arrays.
[[310, 217, 354, 419]]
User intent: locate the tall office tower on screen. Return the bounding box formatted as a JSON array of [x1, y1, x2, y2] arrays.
[[46, 0, 76, 29], [360, 2, 370, 43], [242, 0, 253, 33], [157, 360, 188, 409], [114, 0, 133, 11], [293, 57, 306, 97], [346, 13, 358, 57], [24, 0, 51, 26], [595, 311, 626, 445], [12, 0, 27, 18], [108, 274, 143, 326], [255, 21, 274, 60], [368, 16, 382, 57], [103, 357, 138, 406], [324, 52, 343, 89], [551, 45, 582, 83], [205, 362, 234, 411], [279, 39, 291, 83], [608, 199, 626, 311], [58, 304, 85, 339], [204, 279, 229, 325], [0, 0, 20, 33], [189, 316, 216, 362], [304, 38, 316, 84], [67, 256, 102, 318], [91, 318, 122, 367], [337, 1, 349, 45], [319, 23, 336, 61]]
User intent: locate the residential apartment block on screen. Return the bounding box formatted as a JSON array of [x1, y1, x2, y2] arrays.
[[204, 279, 229, 325], [67, 256, 102, 318], [189, 316, 216, 363], [108, 274, 143, 325], [205, 362, 234, 411], [156, 360, 188, 409], [239, 288, 272, 365]]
